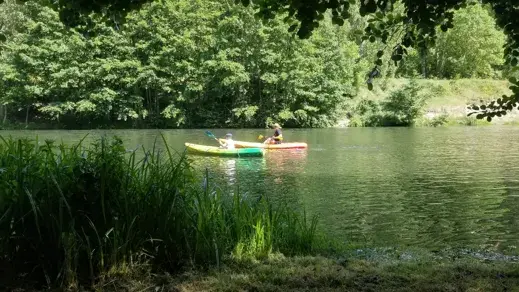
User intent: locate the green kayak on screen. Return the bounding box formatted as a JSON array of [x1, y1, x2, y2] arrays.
[[185, 143, 263, 157]]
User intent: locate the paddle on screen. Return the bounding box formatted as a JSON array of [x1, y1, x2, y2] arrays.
[[257, 134, 269, 144], [258, 134, 274, 144], [205, 130, 222, 145], [205, 130, 240, 157]]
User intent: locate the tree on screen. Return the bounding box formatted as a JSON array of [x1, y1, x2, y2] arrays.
[[382, 79, 427, 126], [433, 4, 505, 79], [240, 0, 519, 122], [0, 0, 361, 128], [30, 0, 517, 121], [395, 4, 506, 79], [4, 0, 519, 122]]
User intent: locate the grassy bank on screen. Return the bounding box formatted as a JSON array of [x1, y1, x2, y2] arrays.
[[0, 136, 318, 290], [94, 250, 519, 291], [340, 78, 518, 127], [359, 79, 511, 107]]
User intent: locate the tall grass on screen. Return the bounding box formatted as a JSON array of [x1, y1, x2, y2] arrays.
[[0, 136, 318, 289]]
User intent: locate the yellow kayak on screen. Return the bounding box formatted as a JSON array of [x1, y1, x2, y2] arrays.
[[184, 143, 263, 157], [219, 139, 307, 149]]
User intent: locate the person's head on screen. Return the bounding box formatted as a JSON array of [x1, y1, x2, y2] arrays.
[[272, 123, 281, 129], [226, 133, 233, 139]]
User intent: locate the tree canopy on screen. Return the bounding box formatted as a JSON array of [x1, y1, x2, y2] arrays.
[[0, 0, 516, 125], [0, 0, 366, 128], [243, 0, 519, 122]]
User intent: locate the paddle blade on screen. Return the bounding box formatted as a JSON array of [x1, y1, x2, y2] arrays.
[[205, 130, 216, 139]]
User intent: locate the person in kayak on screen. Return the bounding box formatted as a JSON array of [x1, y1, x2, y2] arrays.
[[265, 123, 283, 144], [220, 133, 235, 149]]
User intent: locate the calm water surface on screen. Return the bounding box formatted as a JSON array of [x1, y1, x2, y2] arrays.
[[3, 127, 519, 252]]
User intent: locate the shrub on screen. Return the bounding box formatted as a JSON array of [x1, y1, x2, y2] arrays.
[[382, 79, 428, 126], [429, 113, 450, 127]]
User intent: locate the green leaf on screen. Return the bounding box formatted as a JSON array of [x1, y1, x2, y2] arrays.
[[365, 0, 377, 13], [0, 33, 5, 42], [332, 17, 345, 26], [343, 2, 350, 11], [391, 54, 402, 61], [512, 58, 518, 67], [509, 77, 518, 84], [317, 3, 328, 13], [359, 5, 367, 16]]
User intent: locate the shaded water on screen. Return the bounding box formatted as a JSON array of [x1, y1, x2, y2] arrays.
[[3, 127, 519, 252]]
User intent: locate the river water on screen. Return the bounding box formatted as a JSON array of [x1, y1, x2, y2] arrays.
[[3, 127, 519, 253]]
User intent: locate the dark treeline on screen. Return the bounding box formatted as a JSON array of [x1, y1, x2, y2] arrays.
[[0, 0, 507, 128]]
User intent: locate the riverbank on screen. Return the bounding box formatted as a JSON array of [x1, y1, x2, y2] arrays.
[[95, 249, 519, 291], [0, 137, 318, 291], [337, 78, 517, 127], [1, 79, 515, 130], [7, 248, 519, 291]]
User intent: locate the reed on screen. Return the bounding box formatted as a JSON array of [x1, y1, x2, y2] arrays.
[[0, 135, 318, 289]]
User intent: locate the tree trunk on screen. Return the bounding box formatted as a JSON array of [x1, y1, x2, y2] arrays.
[[25, 105, 29, 128], [3, 105, 7, 124], [420, 48, 428, 78]]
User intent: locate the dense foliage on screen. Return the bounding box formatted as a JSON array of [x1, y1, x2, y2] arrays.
[[0, 0, 365, 128], [239, 0, 519, 121], [0, 136, 318, 289], [349, 79, 427, 127], [0, 0, 510, 128], [18, 0, 518, 121], [395, 4, 506, 79]]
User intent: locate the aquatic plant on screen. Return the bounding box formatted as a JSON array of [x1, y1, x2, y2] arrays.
[[0, 135, 318, 289]]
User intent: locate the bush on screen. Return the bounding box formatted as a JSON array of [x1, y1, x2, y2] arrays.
[[0, 136, 318, 289], [348, 99, 385, 127], [348, 80, 428, 127], [382, 79, 428, 126], [429, 113, 450, 127]]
